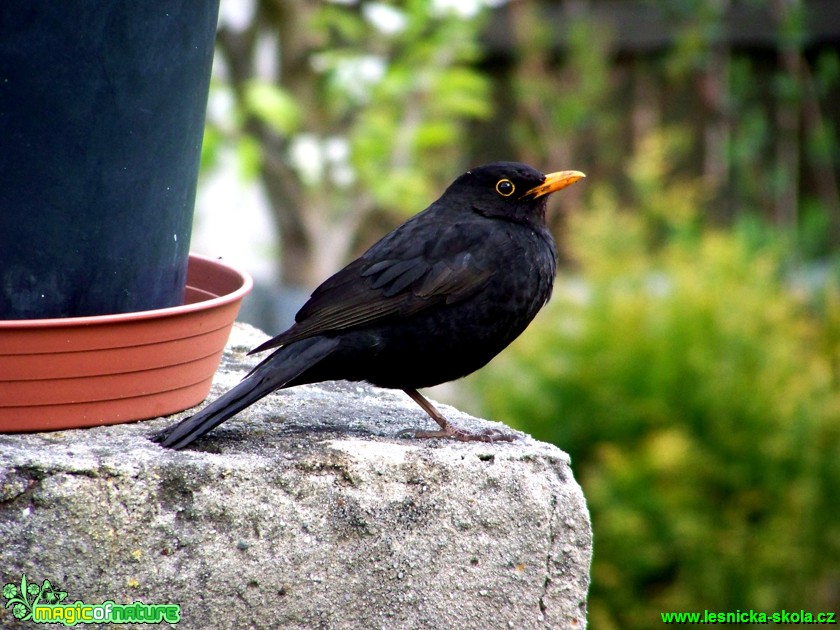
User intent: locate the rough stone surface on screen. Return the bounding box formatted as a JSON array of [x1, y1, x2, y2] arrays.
[[0, 323, 591, 629]]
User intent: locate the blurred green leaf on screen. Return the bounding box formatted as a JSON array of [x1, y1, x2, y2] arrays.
[[243, 80, 302, 135], [236, 135, 263, 180]]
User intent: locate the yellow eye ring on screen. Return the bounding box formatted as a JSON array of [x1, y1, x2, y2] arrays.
[[496, 179, 515, 197]]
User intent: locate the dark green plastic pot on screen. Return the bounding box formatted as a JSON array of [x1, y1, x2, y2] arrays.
[[0, 1, 220, 319]]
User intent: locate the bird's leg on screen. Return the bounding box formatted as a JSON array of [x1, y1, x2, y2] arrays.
[[399, 388, 517, 443]]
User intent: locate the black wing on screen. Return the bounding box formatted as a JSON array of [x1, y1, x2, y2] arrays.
[[249, 210, 495, 354]]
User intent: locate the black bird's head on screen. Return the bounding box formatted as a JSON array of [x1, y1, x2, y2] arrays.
[[444, 162, 585, 226]]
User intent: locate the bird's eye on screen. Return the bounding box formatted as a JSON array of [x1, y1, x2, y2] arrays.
[[495, 179, 515, 197]]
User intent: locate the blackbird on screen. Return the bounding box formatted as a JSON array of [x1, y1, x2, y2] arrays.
[[152, 162, 584, 449]]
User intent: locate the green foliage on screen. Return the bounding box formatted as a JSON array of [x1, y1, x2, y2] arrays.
[[344, 3, 491, 215], [510, 11, 616, 169], [243, 80, 302, 136], [470, 131, 840, 628], [213, 0, 490, 215]]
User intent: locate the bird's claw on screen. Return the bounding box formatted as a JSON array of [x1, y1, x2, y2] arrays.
[[397, 425, 518, 443]]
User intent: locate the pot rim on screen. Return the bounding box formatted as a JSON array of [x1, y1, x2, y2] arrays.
[[0, 253, 254, 329]]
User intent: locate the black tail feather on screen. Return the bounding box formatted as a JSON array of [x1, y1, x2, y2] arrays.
[[151, 336, 340, 449]]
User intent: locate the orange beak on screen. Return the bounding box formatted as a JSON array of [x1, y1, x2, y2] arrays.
[[525, 170, 586, 198]]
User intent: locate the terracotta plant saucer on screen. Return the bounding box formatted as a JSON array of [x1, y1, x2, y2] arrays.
[[0, 253, 253, 432]]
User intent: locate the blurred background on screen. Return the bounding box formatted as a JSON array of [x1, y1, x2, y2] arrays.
[[192, 0, 840, 626]]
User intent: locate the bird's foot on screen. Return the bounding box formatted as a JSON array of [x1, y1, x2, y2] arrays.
[[399, 388, 519, 442], [397, 425, 518, 443]]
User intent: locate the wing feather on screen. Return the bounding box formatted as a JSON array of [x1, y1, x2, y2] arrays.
[[249, 246, 493, 355]]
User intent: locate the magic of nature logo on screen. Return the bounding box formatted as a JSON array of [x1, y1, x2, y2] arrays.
[[2, 574, 180, 626]]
